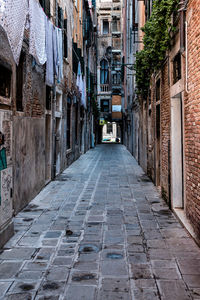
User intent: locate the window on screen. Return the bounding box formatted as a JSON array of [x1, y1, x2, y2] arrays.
[[39, 0, 50, 18], [58, 5, 63, 28], [145, 0, 152, 21], [0, 63, 11, 98], [67, 98, 71, 149], [112, 19, 118, 32], [156, 79, 160, 102], [103, 20, 109, 34], [112, 73, 121, 85], [112, 18, 120, 32], [16, 52, 25, 111], [100, 59, 109, 84], [46, 86, 52, 110], [64, 19, 68, 58], [56, 92, 62, 112], [106, 47, 112, 56], [173, 52, 181, 84], [101, 99, 109, 112]]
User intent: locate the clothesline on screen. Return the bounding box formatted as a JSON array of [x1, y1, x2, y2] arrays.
[[40, 0, 85, 67]]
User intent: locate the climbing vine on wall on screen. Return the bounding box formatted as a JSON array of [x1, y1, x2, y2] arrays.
[[134, 0, 179, 98]]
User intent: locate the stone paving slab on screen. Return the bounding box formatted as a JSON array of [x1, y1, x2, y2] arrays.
[[0, 144, 200, 299]]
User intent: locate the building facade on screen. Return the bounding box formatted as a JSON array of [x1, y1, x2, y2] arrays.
[[123, 0, 200, 243], [0, 0, 97, 247], [96, 0, 123, 141]]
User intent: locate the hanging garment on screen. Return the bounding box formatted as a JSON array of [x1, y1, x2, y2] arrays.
[[81, 77, 86, 109], [0, 0, 28, 65], [76, 62, 81, 91], [29, 0, 47, 65], [45, 17, 54, 86], [56, 27, 63, 82], [53, 26, 58, 76]]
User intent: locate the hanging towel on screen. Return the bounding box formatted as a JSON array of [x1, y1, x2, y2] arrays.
[[53, 26, 58, 77], [29, 0, 47, 65], [45, 17, 54, 86], [0, 0, 28, 65], [56, 27, 63, 82]]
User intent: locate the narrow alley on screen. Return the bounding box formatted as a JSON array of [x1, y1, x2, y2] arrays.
[[0, 144, 199, 300]]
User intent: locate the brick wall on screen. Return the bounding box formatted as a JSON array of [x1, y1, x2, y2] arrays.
[[160, 61, 170, 203], [185, 0, 200, 237]]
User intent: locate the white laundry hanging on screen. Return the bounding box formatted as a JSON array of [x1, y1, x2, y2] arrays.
[[56, 27, 63, 82], [45, 17, 54, 86], [29, 0, 47, 65], [53, 25, 58, 77], [0, 0, 28, 65]]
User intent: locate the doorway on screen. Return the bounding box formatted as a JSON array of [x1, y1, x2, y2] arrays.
[[45, 115, 52, 182], [155, 104, 161, 186], [55, 117, 61, 175], [171, 95, 184, 208]]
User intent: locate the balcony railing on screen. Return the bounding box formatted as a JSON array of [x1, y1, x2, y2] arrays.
[[100, 84, 110, 92]]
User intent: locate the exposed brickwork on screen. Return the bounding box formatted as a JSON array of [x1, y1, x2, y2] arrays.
[[185, 0, 200, 238], [160, 61, 170, 203]]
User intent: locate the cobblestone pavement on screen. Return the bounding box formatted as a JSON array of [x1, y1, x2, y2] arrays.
[[0, 144, 200, 300]]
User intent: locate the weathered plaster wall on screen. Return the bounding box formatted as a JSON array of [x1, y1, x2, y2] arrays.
[[13, 117, 45, 213]]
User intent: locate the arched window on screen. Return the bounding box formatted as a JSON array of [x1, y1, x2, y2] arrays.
[[100, 59, 109, 84]]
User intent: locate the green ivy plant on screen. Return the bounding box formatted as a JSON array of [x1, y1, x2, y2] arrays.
[[134, 0, 179, 98]]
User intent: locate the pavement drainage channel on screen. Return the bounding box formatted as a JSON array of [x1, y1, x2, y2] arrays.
[[79, 244, 100, 253]]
